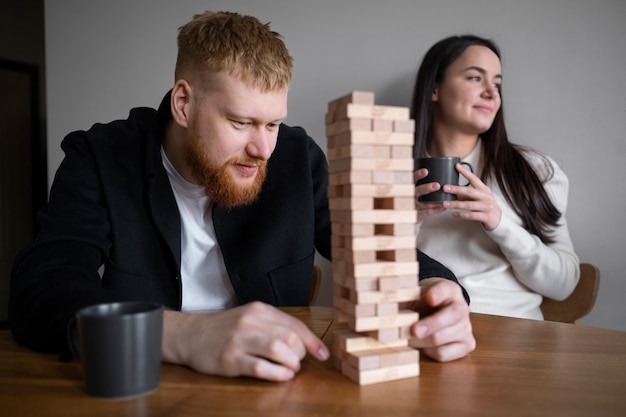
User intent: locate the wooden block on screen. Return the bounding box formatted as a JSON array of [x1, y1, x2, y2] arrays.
[[334, 271, 379, 291], [376, 249, 417, 262], [378, 275, 418, 291], [364, 327, 400, 342], [332, 329, 409, 353], [350, 287, 421, 304], [328, 131, 414, 147], [327, 144, 391, 161], [393, 119, 416, 133], [372, 118, 393, 132], [327, 91, 375, 114], [330, 222, 375, 237], [371, 171, 414, 185], [332, 235, 416, 251], [334, 297, 400, 320], [374, 223, 417, 237], [330, 209, 417, 225], [331, 248, 377, 263], [326, 118, 372, 137], [376, 302, 400, 316], [342, 346, 419, 370], [340, 184, 416, 198], [334, 296, 377, 317], [349, 309, 418, 332], [373, 197, 415, 210], [335, 104, 410, 121], [391, 146, 414, 159], [329, 197, 374, 211], [327, 157, 414, 174], [333, 260, 418, 278], [329, 171, 373, 186], [340, 361, 419, 385]]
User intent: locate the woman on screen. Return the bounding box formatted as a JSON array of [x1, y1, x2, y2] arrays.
[[411, 35, 579, 319]]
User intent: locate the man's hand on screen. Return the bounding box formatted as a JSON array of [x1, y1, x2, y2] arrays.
[[403, 278, 476, 361], [161, 302, 329, 381]]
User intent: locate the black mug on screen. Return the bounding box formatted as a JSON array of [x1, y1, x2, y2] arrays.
[[68, 301, 163, 398], [415, 157, 473, 202]]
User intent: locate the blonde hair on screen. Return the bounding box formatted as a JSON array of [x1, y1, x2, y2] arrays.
[[175, 11, 292, 91]]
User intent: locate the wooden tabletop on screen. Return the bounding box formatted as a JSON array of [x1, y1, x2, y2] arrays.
[[1, 306, 625, 417]]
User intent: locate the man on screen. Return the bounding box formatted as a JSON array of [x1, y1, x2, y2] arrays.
[[9, 11, 475, 382]]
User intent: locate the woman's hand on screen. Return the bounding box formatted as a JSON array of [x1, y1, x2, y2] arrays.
[[442, 163, 502, 230], [414, 168, 446, 223]]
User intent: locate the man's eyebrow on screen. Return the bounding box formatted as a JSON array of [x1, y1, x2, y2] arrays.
[[464, 66, 503, 80]]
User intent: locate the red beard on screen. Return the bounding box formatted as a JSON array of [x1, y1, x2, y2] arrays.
[[186, 136, 267, 208]]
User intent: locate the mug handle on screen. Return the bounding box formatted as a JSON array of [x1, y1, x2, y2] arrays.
[[459, 162, 473, 186]]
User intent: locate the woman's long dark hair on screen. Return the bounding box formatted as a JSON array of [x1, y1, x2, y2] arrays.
[[410, 35, 561, 243]]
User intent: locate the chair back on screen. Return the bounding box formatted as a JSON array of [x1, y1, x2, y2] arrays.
[[309, 265, 322, 305], [540, 263, 600, 324]]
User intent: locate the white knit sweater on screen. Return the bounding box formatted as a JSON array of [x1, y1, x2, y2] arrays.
[[416, 140, 580, 319]]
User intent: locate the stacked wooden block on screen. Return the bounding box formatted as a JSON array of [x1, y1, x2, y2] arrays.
[[325, 91, 421, 385]]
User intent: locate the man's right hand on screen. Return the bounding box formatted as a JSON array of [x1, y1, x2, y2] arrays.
[[161, 302, 329, 381]]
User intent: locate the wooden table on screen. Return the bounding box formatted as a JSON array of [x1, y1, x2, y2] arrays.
[[1, 307, 625, 416]]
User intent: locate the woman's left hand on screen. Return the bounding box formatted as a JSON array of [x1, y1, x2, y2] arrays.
[[442, 163, 502, 230]]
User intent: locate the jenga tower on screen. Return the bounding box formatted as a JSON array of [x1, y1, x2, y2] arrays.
[[325, 91, 421, 385]]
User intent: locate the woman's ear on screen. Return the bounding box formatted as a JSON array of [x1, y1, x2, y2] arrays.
[[432, 84, 440, 102], [171, 80, 192, 128]]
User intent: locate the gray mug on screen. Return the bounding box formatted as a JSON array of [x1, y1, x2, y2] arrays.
[[69, 301, 163, 398], [415, 157, 473, 202]]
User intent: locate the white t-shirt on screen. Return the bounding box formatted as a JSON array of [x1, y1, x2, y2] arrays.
[[161, 148, 237, 311]]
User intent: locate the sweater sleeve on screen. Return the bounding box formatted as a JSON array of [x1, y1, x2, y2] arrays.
[[418, 250, 470, 304], [9, 133, 129, 354], [485, 155, 580, 300]]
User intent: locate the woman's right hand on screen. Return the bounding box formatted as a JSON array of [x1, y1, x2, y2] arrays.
[[414, 168, 446, 223]]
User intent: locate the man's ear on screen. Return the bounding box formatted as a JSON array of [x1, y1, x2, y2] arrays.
[[171, 80, 192, 128]]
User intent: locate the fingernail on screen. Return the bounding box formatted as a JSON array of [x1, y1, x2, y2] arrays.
[[416, 324, 428, 338], [318, 346, 330, 360]]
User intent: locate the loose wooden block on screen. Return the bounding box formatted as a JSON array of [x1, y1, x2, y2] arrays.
[[332, 329, 409, 353], [342, 346, 419, 370], [340, 361, 420, 385], [378, 275, 418, 291]]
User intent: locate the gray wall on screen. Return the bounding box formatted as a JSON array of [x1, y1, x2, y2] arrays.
[[45, 0, 626, 331]]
